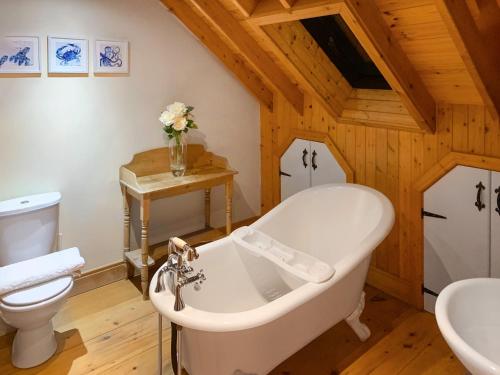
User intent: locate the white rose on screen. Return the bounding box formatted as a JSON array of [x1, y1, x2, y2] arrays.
[[172, 117, 187, 131], [167, 102, 187, 117], [159, 111, 176, 126]]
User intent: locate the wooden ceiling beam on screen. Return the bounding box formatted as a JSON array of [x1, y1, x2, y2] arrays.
[[340, 0, 437, 133], [231, 0, 258, 18], [161, 0, 273, 110], [249, 0, 344, 25], [278, 0, 297, 9], [189, 0, 304, 114], [435, 0, 500, 120]]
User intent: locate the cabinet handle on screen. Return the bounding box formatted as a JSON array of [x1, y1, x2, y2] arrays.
[[495, 186, 500, 216], [475, 181, 486, 212], [312, 150, 318, 170], [302, 148, 308, 168]]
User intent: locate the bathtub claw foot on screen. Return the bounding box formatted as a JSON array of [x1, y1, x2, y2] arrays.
[[345, 291, 371, 342]]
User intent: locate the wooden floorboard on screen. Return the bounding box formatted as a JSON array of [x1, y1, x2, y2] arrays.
[[0, 280, 465, 374]]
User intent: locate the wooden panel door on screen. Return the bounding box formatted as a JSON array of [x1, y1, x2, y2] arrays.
[[423, 166, 490, 313], [491, 172, 500, 277], [310, 141, 347, 187], [280, 139, 311, 201]]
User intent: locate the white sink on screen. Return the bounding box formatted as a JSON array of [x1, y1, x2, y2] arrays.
[[436, 278, 500, 375]]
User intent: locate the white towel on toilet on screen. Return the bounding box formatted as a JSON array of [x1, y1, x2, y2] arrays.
[[0, 247, 85, 296]]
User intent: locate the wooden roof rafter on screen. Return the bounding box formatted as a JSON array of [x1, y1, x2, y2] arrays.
[[231, 0, 258, 18], [162, 0, 274, 110], [187, 0, 305, 115], [435, 0, 500, 121]]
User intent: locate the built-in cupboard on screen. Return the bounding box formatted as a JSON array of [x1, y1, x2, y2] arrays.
[[424, 166, 500, 312], [280, 139, 346, 201]]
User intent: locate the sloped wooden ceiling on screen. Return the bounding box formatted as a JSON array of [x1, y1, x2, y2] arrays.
[[162, 0, 499, 133]]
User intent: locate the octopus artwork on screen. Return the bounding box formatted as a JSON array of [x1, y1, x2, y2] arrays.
[[7, 47, 32, 66], [56, 43, 81, 65], [99, 46, 123, 67]]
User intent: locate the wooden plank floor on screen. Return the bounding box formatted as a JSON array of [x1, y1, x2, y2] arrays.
[[0, 280, 466, 375]]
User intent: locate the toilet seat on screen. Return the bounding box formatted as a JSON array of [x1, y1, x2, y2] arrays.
[[1, 276, 72, 307]]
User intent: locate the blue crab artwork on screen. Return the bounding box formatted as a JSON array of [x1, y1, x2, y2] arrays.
[[8, 47, 32, 66], [56, 43, 81, 65], [99, 46, 123, 68], [0, 55, 8, 67]]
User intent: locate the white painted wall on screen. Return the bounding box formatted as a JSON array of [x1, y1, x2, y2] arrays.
[[0, 0, 261, 271]]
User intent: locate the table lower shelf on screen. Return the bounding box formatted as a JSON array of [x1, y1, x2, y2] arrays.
[[124, 249, 155, 269], [124, 226, 227, 270]]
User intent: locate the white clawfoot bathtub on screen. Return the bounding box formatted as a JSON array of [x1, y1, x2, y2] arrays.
[[151, 184, 394, 375]]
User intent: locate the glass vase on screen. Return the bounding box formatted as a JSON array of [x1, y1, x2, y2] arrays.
[[169, 133, 187, 177]]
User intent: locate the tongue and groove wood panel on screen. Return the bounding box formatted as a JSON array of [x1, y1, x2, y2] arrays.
[[261, 93, 500, 306]]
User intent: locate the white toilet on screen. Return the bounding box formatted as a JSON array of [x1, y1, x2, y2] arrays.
[[0, 192, 76, 368]]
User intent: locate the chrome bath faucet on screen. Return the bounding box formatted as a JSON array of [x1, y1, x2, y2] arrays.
[[154, 237, 206, 311]]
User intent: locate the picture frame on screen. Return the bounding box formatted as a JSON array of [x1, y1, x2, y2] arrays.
[[94, 40, 129, 74], [0, 36, 40, 74], [48, 36, 88, 74]]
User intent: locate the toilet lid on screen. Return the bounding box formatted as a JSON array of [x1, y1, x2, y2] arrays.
[[1, 276, 72, 307]]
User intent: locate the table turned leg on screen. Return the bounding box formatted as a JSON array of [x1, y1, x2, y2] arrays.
[[140, 198, 151, 299], [225, 179, 233, 235], [204, 188, 211, 229], [121, 186, 133, 278]]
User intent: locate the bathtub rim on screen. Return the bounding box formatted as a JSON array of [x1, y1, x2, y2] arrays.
[[150, 183, 395, 332]]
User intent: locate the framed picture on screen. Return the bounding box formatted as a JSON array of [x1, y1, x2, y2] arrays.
[[48, 37, 88, 74], [0, 36, 40, 74], [94, 40, 129, 74]]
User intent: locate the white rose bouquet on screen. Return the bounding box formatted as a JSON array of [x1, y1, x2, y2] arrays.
[[159, 102, 198, 145]]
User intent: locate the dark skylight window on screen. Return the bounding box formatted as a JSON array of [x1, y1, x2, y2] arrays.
[[301, 15, 391, 90]]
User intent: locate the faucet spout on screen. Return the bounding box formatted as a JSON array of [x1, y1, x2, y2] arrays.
[[155, 237, 206, 312]]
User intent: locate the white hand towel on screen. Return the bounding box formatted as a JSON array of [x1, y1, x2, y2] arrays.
[[0, 247, 85, 296]]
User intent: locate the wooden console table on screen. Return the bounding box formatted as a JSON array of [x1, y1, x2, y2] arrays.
[[119, 145, 237, 299]]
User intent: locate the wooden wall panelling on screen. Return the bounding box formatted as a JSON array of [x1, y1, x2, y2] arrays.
[[452, 104, 469, 152], [162, 0, 273, 110], [397, 131, 412, 283], [187, 0, 305, 114], [386, 130, 400, 276], [485, 109, 500, 158], [436, 104, 453, 160], [340, 0, 437, 133], [261, 91, 500, 306], [468, 105, 485, 154], [435, 0, 500, 120]]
